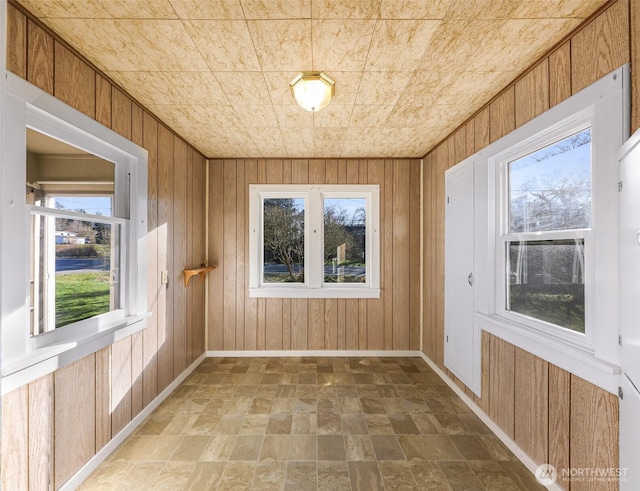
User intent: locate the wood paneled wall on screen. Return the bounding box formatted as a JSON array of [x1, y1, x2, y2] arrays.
[[423, 2, 630, 490], [2, 4, 207, 489], [208, 159, 421, 352]]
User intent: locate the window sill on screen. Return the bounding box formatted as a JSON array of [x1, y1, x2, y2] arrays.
[[2, 312, 150, 394], [249, 287, 381, 299], [474, 312, 620, 395]]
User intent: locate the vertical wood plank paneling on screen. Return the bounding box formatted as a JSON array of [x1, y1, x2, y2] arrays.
[[308, 160, 326, 350], [111, 337, 132, 436], [489, 86, 515, 143], [95, 346, 111, 450], [157, 124, 174, 391], [6, 4, 27, 78], [26, 20, 54, 94], [473, 330, 491, 413], [95, 75, 112, 128], [515, 60, 550, 128], [282, 160, 293, 350], [465, 120, 475, 158], [434, 145, 447, 366], [453, 126, 467, 164], [223, 160, 237, 350], [54, 356, 96, 489], [422, 154, 432, 358], [571, 0, 629, 94], [244, 160, 258, 350], [112, 87, 132, 140], [428, 156, 437, 361], [173, 138, 187, 376], [392, 160, 410, 350], [358, 161, 368, 350], [209, 160, 225, 351], [570, 376, 619, 491], [1, 386, 28, 490], [383, 160, 394, 350], [344, 160, 360, 350], [473, 107, 490, 152], [130, 330, 144, 417], [256, 160, 268, 350], [409, 160, 420, 350], [367, 160, 385, 350], [185, 148, 195, 364], [54, 41, 95, 119], [549, 365, 571, 490], [28, 374, 54, 491], [513, 348, 548, 464], [142, 112, 159, 407], [549, 42, 572, 108], [488, 335, 515, 438], [236, 161, 247, 350], [192, 151, 207, 358]]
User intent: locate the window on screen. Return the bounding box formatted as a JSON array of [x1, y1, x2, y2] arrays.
[[249, 185, 379, 298], [503, 128, 591, 335], [478, 64, 629, 376], [1, 72, 148, 387]]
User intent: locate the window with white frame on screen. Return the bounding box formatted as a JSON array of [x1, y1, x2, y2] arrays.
[[502, 126, 591, 337], [249, 185, 380, 298], [1, 72, 148, 388], [483, 64, 629, 371]]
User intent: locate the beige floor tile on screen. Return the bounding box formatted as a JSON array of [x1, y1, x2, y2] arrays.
[[200, 435, 237, 461], [370, 435, 405, 461], [378, 461, 419, 490], [348, 461, 385, 490], [409, 460, 453, 490], [183, 461, 225, 490], [260, 435, 291, 461], [317, 461, 351, 491], [110, 435, 184, 463], [317, 434, 346, 461], [241, 414, 270, 434], [285, 462, 317, 491], [150, 462, 196, 491], [438, 461, 486, 491], [292, 413, 318, 434], [78, 462, 134, 490], [467, 460, 521, 491], [170, 435, 210, 461], [252, 461, 288, 490], [345, 434, 376, 461], [398, 435, 463, 461], [229, 435, 264, 461], [289, 434, 318, 460]]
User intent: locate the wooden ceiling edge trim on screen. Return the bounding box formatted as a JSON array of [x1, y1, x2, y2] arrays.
[[420, 0, 620, 160], [204, 157, 422, 162], [7, 0, 208, 161]]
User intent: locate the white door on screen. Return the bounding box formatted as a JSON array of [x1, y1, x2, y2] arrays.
[[444, 158, 475, 389], [620, 375, 640, 490]]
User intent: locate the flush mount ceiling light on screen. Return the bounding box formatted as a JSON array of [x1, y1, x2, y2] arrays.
[[290, 71, 335, 112]]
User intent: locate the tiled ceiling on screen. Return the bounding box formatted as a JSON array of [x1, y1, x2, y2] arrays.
[[17, 0, 607, 159]]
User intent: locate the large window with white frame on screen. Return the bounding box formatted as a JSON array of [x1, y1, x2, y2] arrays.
[[249, 185, 380, 298], [478, 64, 629, 381], [1, 72, 148, 388]]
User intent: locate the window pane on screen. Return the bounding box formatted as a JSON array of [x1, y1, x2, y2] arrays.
[[323, 198, 366, 284], [31, 213, 120, 334], [263, 198, 305, 283], [509, 129, 591, 233], [507, 239, 585, 333]]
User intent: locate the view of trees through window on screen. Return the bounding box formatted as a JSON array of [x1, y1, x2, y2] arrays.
[[263, 198, 305, 283], [506, 129, 590, 333], [323, 198, 366, 283]]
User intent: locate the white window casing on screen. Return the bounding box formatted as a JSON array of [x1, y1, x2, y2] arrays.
[[473, 64, 629, 394], [1, 72, 149, 393]]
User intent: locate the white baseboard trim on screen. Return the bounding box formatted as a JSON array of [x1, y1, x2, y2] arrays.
[[60, 352, 207, 491], [418, 352, 562, 491], [206, 350, 422, 358]]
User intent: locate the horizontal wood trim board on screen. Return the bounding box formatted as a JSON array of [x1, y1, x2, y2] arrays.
[[206, 350, 423, 358]]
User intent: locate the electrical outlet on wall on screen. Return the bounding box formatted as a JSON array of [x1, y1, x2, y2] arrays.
[[161, 270, 169, 285]]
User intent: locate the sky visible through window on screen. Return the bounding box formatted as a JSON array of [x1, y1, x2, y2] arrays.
[[54, 196, 112, 216]]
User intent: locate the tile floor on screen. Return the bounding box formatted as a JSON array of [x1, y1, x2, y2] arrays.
[[80, 357, 545, 490]]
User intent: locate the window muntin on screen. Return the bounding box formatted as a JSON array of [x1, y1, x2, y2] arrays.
[[262, 198, 305, 283], [323, 197, 366, 284], [501, 126, 592, 337], [250, 185, 379, 298]]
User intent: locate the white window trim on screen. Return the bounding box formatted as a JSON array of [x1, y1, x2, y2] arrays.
[[1, 72, 149, 392], [473, 64, 629, 394], [249, 184, 380, 298]]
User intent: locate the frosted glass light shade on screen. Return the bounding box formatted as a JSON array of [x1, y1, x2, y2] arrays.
[[290, 72, 335, 112]]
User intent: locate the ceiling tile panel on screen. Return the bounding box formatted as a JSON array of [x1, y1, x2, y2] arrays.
[[248, 20, 313, 71], [108, 71, 230, 106], [365, 20, 440, 71], [18, 0, 179, 19], [44, 18, 209, 72], [234, 104, 279, 127], [312, 104, 353, 128], [240, 0, 312, 19], [379, 0, 454, 19], [169, 0, 244, 19], [312, 20, 376, 72], [184, 20, 261, 71], [312, 0, 382, 20], [273, 104, 314, 129], [355, 72, 412, 105], [214, 72, 272, 105]]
